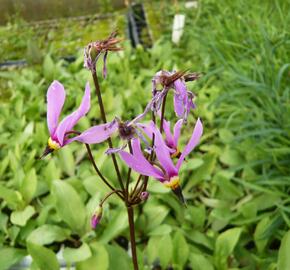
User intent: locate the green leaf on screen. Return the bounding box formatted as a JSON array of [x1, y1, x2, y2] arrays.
[[107, 245, 132, 270], [158, 234, 173, 268], [254, 217, 271, 253], [43, 55, 55, 81], [214, 227, 242, 270], [0, 248, 26, 270], [189, 253, 214, 270], [278, 230, 290, 270], [0, 184, 24, 210], [20, 168, 37, 203], [52, 180, 86, 234], [98, 208, 128, 243], [172, 231, 189, 268], [76, 242, 109, 270], [27, 224, 71, 245], [148, 224, 172, 236], [220, 147, 244, 166], [27, 242, 59, 270], [189, 153, 216, 185], [11, 205, 35, 226], [58, 147, 75, 176], [63, 243, 92, 263]]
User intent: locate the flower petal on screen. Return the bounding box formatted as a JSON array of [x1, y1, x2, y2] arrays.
[[173, 119, 183, 147], [56, 82, 91, 145], [67, 121, 118, 145], [119, 138, 164, 180], [149, 122, 178, 177], [47, 80, 66, 137], [173, 79, 187, 117], [163, 119, 175, 148], [176, 118, 203, 170]]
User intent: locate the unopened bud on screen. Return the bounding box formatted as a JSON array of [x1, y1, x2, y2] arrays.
[[91, 206, 103, 229], [140, 191, 149, 201]]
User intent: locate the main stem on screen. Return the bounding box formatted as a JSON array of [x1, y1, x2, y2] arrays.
[[127, 206, 139, 270], [91, 71, 125, 192]]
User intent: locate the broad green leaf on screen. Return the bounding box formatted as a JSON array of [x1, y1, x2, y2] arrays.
[[20, 168, 37, 203], [148, 224, 172, 236], [27, 242, 59, 270], [0, 184, 24, 210], [158, 234, 173, 268], [190, 253, 214, 270], [11, 205, 35, 226], [254, 217, 271, 253], [76, 242, 109, 270], [219, 129, 234, 143], [278, 230, 290, 270], [52, 180, 86, 234], [186, 205, 206, 229], [146, 236, 160, 264], [0, 247, 26, 270], [107, 245, 132, 270], [189, 153, 216, 186], [58, 147, 75, 176], [98, 208, 128, 243], [63, 243, 92, 263], [214, 227, 242, 270], [143, 203, 169, 232], [173, 231, 189, 268], [27, 224, 71, 245], [43, 55, 55, 81], [220, 148, 244, 166]]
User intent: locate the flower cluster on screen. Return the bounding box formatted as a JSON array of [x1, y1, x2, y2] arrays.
[[42, 33, 203, 232]]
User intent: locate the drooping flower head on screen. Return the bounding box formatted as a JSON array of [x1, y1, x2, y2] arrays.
[[84, 31, 122, 77], [41, 80, 118, 158], [119, 118, 203, 203], [151, 70, 200, 122]]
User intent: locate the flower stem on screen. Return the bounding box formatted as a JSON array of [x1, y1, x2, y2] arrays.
[[100, 189, 123, 206], [159, 92, 168, 133], [85, 144, 123, 200], [125, 141, 133, 200], [91, 70, 125, 192], [127, 206, 139, 270]]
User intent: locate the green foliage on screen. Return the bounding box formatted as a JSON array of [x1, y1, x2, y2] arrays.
[[0, 0, 289, 269]]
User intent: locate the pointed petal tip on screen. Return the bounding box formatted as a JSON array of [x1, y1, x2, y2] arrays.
[[39, 146, 54, 160], [172, 186, 186, 205]]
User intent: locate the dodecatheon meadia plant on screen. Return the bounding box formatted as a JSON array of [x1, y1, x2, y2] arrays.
[[40, 80, 119, 158], [119, 118, 203, 203], [40, 31, 203, 270]]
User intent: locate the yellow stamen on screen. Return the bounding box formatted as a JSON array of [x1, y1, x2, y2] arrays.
[[48, 137, 61, 150], [164, 176, 180, 190], [170, 148, 181, 158]]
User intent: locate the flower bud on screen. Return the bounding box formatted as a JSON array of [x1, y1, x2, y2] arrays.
[[140, 191, 149, 201], [91, 206, 103, 229]]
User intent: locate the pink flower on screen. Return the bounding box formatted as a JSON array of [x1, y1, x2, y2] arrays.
[[119, 118, 203, 202], [42, 80, 118, 157], [152, 70, 197, 122]]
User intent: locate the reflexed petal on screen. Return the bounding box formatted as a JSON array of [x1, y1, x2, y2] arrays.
[[47, 80, 66, 136], [174, 92, 184, 117], [149, 122, 178, 177], [163, 119, 175, 147], [66, 121, 118, 145], [176, 118, 203, 170], [56, 82, 91, 145], [173, 79, 187, 117], [173, 119, 183, 147], [119, 138, 164, 180]]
